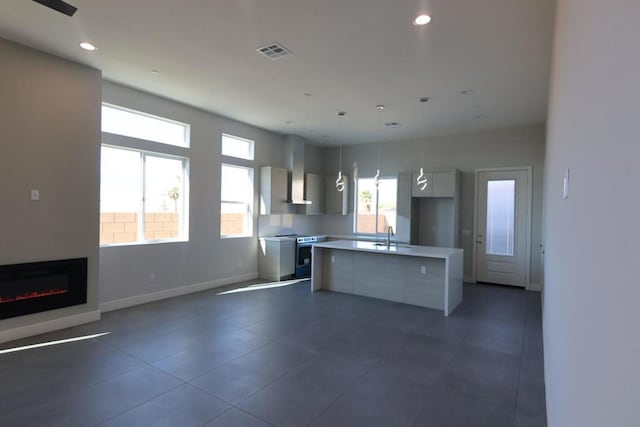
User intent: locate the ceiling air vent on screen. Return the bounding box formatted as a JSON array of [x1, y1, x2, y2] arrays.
[[256, 43, 292, 59]]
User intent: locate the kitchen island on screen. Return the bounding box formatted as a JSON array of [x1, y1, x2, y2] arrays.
[[311, 240, 464, 316]]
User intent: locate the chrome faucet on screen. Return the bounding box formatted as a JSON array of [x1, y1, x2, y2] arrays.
[[386, 226, 394, 248]]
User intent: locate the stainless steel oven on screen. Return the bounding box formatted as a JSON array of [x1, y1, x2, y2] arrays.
[[295, 236, 326, 278]]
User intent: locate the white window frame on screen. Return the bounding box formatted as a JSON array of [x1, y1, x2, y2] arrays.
[[220, 162, 254, 238], [222, 133, 255, 161], [100, 103, 190, 247], [102, 103, 190, 148], [353, 176, 398, 236]]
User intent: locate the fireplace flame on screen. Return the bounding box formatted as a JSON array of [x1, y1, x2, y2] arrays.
[[0, 289, 68, 304]]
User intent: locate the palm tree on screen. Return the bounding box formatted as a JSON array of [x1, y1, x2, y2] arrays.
[[360, 190, 372, 212], [167, 176, 181, 212]]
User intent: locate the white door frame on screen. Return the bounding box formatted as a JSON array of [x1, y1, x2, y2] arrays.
[[472, 166, 532, 288]]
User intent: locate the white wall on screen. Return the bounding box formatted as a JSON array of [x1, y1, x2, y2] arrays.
[[99, 83, 326, 306], [100, 82, 289, 305], [0, 38, 101, 333], [543, 0, 640, 426], [321, 124, 545, 284]]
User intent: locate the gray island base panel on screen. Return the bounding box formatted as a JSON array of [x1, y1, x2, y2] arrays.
[[311, 240, 464, 316]]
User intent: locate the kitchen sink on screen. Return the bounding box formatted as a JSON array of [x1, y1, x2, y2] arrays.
[[372, 242, 414, 248]]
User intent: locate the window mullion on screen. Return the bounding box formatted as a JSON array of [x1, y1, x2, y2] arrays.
[[139, 152, 146, 243]]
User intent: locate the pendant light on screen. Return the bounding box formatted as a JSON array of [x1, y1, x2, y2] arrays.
[[416, 97, 429, 191], [336, 145, 345, 192], [375, 105, 384, 188], [335, 112, 346, 191]]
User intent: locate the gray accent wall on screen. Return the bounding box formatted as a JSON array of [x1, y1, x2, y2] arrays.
[[544, 0, 640, 425], [320, 124, 545, 285], [0, 38, 101, 331]]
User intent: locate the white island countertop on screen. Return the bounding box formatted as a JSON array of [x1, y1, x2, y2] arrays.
[[313, 240, 463, 259], [312, 240, 464, 315]]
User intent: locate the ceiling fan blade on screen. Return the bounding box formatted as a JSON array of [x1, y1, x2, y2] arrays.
[[32, 0, 78, 17]]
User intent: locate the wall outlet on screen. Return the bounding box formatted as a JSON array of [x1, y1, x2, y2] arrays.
[[331, 255, 335, 263], [420, 266, 426, 275], [30, 189, 40, 201]]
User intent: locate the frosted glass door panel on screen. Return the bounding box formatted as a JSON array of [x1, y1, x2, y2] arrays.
[[486, 180, 515, 256]]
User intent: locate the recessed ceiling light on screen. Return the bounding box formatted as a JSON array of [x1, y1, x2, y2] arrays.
[[419, 97, 430, 103], [413, 14, 432, 26], [376, 105, 385, 110], [79, 42, 97, 51], [338, 111, 346, 116], [384, 122, 401, 128]]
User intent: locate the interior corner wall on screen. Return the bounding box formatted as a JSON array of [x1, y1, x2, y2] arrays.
[[99, 81, 289, 305], [0, 38, 101, 331], [543, 0, 640, 426], [320, 124, 546, 284]]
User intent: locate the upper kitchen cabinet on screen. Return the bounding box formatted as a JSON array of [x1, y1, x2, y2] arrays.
[[325, 175, 349, 215], [411, 169, 457, 197], [396, 173, 414, 243], [260, 166, 291, 215], [304, 173, 325, 215], [400, 169, 461, 248]]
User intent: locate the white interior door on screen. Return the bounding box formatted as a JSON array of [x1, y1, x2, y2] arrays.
[[475, 169, 530, 287]]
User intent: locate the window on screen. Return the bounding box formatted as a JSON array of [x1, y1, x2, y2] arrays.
[[102, 104, 190, 147], [100, 103, 190, 246], [222, 133, 254, 160], [486, 179, 516, 256], [221, 164, 253, 238], [100, 147, 188, 245], [220, 133, 255, 238], [355, 177, 397, 234]]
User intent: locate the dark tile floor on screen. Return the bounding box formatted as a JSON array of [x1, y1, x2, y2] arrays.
[[0, 280, 546, 427]]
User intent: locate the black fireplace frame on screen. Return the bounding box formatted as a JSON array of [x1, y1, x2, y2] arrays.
[[0, 258, 87, 320]]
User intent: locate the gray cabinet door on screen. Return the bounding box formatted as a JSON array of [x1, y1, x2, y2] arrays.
[[432, 171, 456, 197], [260, 166, 289, 214], [304, 173, 325, 215]]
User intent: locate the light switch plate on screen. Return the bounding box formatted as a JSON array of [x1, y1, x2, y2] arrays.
[[30, 189, 40, 201], [563, 169, 570, 200]]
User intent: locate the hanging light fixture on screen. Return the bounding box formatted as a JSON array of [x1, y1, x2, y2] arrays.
[[375, 105, 384, 188], [336, 145, 345, 192], [335, 112, 346, 191], [416, 97, 429, 191]]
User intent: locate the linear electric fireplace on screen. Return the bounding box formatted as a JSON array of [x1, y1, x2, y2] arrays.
[[0, 258, 87, 320]]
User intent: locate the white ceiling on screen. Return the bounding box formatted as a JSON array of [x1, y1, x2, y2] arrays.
[[0, 0, 555, 146]]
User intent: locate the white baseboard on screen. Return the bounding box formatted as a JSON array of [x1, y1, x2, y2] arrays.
[[464, 275, 475, 284], [0, 310, 101, 344], [99, 272, 259, 313], [527, 282, 542, 292]]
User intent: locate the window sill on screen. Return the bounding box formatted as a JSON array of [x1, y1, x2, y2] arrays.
[[100, 239, 188, 248]]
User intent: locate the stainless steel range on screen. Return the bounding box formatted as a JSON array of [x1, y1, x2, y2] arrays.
[[295, 235, 326, 278]]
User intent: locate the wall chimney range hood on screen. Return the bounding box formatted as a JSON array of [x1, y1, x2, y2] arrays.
[[284, 135, 312, 205]]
